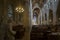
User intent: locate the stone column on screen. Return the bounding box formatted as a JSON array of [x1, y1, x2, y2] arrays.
[[40, 9, 43, 25], [0, 0, 8, 40], [38, 12, 40, 25], [3, 0, 8, 24], [43, 8, 45, 25], [23, 0, 31, 40], [46, 4, 49, 25], [29, 0, 33, 31], [39, 12, 41, 25], [0, 0, 4, 40], [16, 12, 19, 23], [53, 11, 56, 25], [53, 0, 59, 25], [43, 13, 45, 25]]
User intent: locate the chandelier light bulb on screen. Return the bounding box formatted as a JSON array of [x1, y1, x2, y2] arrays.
[[15, 7, 24, 13]]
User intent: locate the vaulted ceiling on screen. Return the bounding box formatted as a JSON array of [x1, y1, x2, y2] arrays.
[[32, 0, 47, 8]]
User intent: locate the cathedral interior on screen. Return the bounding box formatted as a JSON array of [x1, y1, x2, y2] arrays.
[[0, 0, 60, 40]]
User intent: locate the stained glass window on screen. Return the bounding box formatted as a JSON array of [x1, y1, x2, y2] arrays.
[[8, 4, 13, 19], [8, 4, 13, 23]]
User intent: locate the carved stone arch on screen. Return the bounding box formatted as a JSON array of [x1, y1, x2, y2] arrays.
[[32, 3, 40, 11], [32, 4, 40, 25], [32, 3, 40, 16]]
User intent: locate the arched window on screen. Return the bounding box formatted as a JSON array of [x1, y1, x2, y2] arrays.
[[8, 4, 13, 18], [33, 11, 38, 24], [8, 4, 13, 22], [32, 8, 40, 25]]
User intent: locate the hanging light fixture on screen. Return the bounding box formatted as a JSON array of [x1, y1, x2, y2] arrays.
[[15, 7, 24, 13], [15, 0, 24, 13]]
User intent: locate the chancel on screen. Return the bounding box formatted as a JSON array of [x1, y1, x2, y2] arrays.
[[0, 0, 60, 40]]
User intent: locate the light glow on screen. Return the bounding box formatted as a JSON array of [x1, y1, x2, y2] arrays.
[[15, 7, 24, 13]]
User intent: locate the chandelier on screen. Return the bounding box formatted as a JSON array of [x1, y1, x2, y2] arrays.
[[15, 7, 24, 13]]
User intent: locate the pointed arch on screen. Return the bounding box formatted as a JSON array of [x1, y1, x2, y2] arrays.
[[32, 5, 40, 25]]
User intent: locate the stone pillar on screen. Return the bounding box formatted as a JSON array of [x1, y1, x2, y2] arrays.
[[38, 16, 39, 25], [43, 13, 46, 25], [53, 11, 56, 25], [53, 0, 59, 25], [46, 5, 49, 25], [13, 6, 16, 22], [52, 0, 57, 25], [40, 9, 43, 25], [27, 0, 33, 40], [0, 0, 4, 39], [0, 0, 8, 40], [43, 8, 45, 25], [39, 12, 41, 25], [22, 0, 31, 40], [38, 12, 40, 25], [29, 0, 33, 31]]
